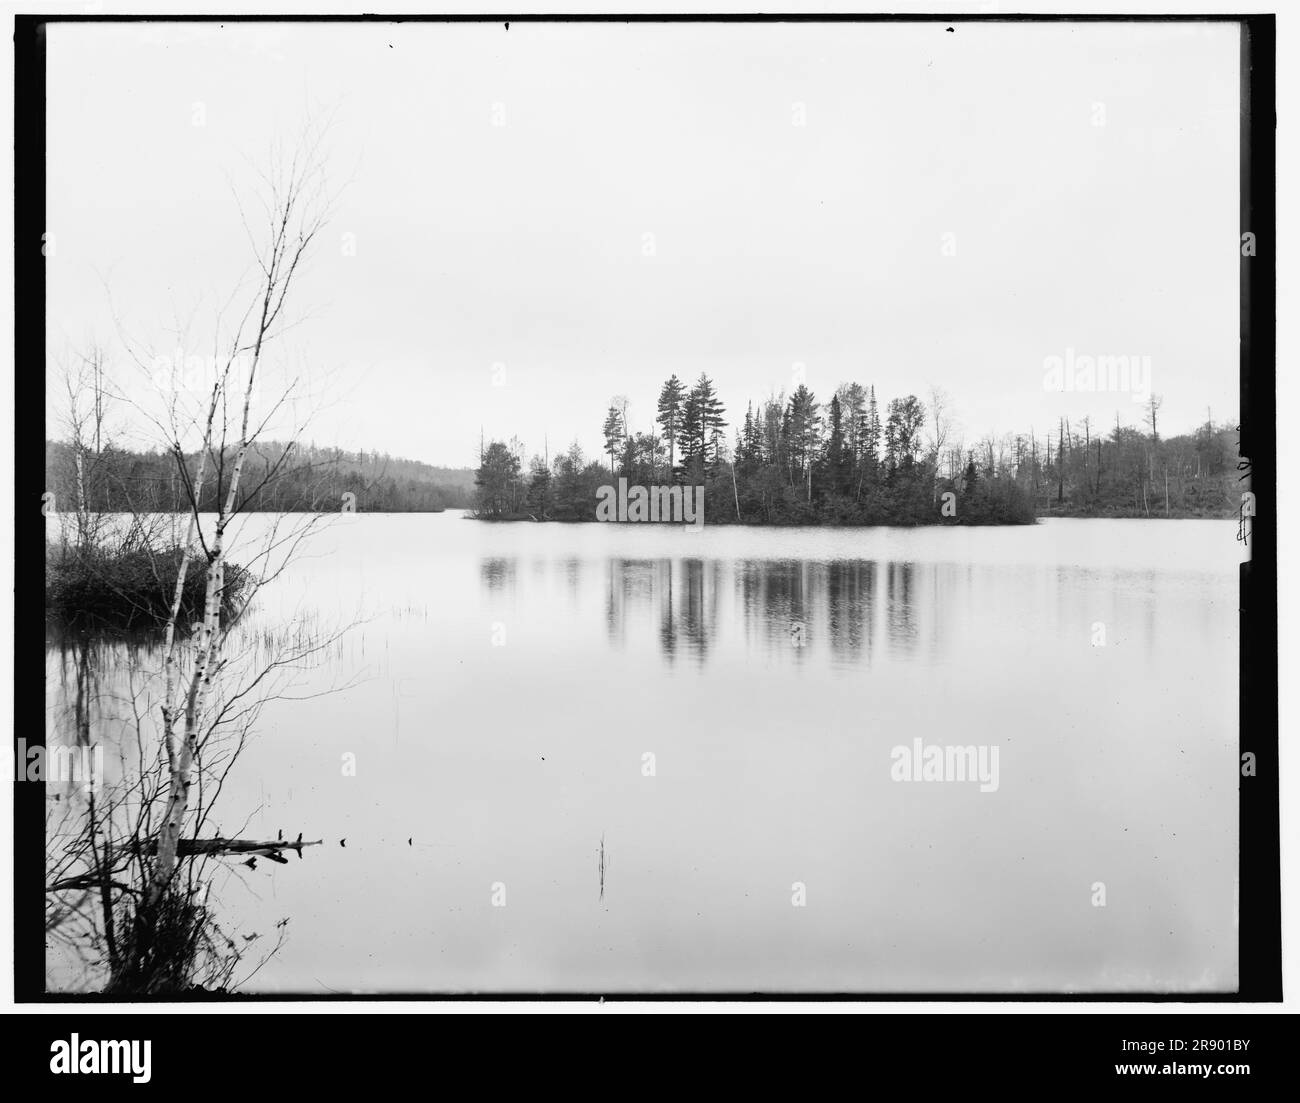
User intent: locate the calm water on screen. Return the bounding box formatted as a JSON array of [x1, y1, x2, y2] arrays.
[[47, 514, 1243, 993]]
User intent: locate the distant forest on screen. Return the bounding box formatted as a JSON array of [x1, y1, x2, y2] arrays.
[[474, 374, 1243, 526], [45, 440, 476, 514]]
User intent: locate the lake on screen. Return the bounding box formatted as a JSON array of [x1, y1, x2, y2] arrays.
[[45, 514, 1243, 993]]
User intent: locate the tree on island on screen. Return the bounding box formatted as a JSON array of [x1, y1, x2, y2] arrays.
[[601, 404, 625, 477], [656, 375, 685, 478], [473, 374, 1240, 526], [474, 440, 523, 519]]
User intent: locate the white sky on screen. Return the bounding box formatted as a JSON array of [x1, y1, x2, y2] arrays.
[[46, 20, 1241, 467]]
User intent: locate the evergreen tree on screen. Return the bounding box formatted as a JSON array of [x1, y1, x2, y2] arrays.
[[786, 385, 821, 500], [690, 373, 727, 475], [824, 393, 851, 498], [862, 387, 882, 480], [656, 375, 685, 477], [602, 405, 625, 476], [739, 401, 763, 465], [677, 389, 703, 477], [474, 440, 522, 519], [524, 454, 552, 519]]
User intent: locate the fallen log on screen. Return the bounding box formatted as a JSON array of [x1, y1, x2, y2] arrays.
[[121, 834, 322, 860], [47, 835, 323, 892], [177, 836, 322, 857]]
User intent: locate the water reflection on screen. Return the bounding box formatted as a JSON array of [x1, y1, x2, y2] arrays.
[[477, 553, 1223, 673], [479, 557, 516, 591], [826, 560, 876, 662], [45, 516, 1241, 994], [486, 554, 949, 666]]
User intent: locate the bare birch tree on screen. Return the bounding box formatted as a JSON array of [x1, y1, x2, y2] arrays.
[[45, 125, 358, 993], [146, 132, 334, 907]]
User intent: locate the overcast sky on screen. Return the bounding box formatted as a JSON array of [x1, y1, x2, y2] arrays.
[[46, 20, 1240, 468]]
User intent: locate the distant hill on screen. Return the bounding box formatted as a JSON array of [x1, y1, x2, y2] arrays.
[[45, 439, 476, 513]]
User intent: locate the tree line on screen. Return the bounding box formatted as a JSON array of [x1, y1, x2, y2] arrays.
[[45, 439, 476, 515], [475, 375, 1241, 526]]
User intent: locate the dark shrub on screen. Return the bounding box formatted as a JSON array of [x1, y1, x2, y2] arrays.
[[46, 544, 250, 632]]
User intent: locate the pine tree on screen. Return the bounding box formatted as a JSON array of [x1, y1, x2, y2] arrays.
[[786, 385, 821, 501], [864, 386, 881, 468], [825, 393, 850, 497], [474, 440, 522, 519], [677, 389, 703, 477], [656, 375, 685, 477], [740, 401, 763, 465], [602, 405, 625, 476], [691, 373, 727, 474], [524, 454, 552, 519]]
